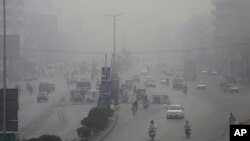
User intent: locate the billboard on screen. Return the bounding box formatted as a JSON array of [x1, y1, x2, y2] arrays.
[[101, 67, 111, 80], [0, 35, 20, 61]]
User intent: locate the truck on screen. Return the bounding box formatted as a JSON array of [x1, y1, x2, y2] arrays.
[[39, 82, 55, 93], [70, 89, 84, 104], [136, 88, 146, 101], [184, 60, 196, 81], [76, 80, 91, 94], [172, 78, 184, 90]]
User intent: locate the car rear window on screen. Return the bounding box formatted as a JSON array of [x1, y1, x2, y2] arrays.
[[169, 106, 182, 110]]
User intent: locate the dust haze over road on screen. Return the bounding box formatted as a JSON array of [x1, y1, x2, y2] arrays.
[[1, 0, 250, 141]]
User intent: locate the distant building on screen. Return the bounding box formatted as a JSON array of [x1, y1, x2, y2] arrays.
[[212, 0, 250, 76], [0, 0, 23, 34]]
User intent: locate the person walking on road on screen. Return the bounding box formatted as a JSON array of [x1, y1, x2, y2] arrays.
[[229, 113, 236, 124], [133, 84, 137, 95]]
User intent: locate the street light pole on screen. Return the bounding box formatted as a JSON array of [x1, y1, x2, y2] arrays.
[[2, 0, 7, 133], [105, 12, 123, 73]]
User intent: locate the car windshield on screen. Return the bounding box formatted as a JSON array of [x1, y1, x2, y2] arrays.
[[169, 106, 182, 110]]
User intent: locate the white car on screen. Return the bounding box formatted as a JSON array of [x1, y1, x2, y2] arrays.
[[145, 75, 153, 80], [211, 70, 218, 75], [229, 85, 239, 93], [141, 68, 148, 75], [160, 79, 167, 84], [85, 89, 100, 103], [201, 70, 208, 74], [37, 91, 49, 102], [224, 84, 239, 93], [145, 80, 156, 87], [197, 82, 206, 90], [167, 105, 184, 119]]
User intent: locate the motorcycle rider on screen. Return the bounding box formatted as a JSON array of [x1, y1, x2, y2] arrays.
[[143, 95, 149, 103], [148, 120, 157, 136], [143, 95, 149, 108], [184, 120, 191, 137], [229, 113, 236, 124], [133, 84, 137, 95], [132, 99, 138, 111], [183, 85, 188, 94]]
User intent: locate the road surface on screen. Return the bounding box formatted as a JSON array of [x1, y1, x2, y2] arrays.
[[104, 62, 250, 141]]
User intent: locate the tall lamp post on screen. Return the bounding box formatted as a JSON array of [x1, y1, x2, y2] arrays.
[[2, 0, 7, 133], [105, 12, 123, 73]]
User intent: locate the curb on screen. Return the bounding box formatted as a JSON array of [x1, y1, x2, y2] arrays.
[[94, 110, 119, 141]]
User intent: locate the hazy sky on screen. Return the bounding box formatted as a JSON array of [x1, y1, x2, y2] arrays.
[[53, 0, 213, 52]]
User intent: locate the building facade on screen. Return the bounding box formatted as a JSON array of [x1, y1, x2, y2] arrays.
[[212, 0, 250, 78]]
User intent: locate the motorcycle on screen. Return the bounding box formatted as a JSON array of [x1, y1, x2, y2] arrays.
[[185, 127, 191, 138], [143, 101, 149, 109], [132, 105, 137, 114], [149, 129, 156, 140]]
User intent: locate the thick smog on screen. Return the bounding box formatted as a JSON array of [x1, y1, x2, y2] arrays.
[[0, 0, 250, 141]]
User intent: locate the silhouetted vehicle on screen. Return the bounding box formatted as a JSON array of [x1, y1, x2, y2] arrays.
[[37, 91, 49, 102], [39, 82, 55, 93], [70, 89, 84, 104], [172, 78, 184, 90], [136, 88, 146, 101], [76, 81, 91, 94]]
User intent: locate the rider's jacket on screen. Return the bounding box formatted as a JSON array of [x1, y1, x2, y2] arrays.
[[148, 123, 157, 130]]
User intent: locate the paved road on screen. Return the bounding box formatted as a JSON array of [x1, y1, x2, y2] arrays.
[[104, 63, 250, 141], [17, 70, 97, 140]]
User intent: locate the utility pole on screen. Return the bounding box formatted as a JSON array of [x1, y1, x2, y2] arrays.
[[105, 12, 123, 73], [105, 53, 107, 67], [2, 0, 7, 133]]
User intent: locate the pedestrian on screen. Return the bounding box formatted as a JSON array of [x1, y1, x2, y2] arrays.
[[133, 84, 136, 95], [229, 113, 236, 124]]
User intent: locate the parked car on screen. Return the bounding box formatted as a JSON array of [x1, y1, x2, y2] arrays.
[[166, 104, 184, 119], [37, 91, 49, 102]]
